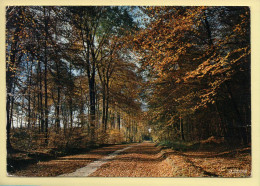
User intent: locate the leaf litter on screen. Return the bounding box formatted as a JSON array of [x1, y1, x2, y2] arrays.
[[11, 142, 251, 177]]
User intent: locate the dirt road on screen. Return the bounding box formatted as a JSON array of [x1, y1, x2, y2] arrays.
[[89, 141, 173, 177], [59, 141, 173, 177], [12, 141, 251, 177]]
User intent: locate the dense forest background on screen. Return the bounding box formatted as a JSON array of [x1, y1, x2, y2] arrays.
[[6, 6, 250, 154]]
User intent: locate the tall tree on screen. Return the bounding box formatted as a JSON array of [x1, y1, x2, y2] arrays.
[[133, 6, 250, 144]]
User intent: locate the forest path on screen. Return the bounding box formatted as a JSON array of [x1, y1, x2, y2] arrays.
[[59, 143, 142, 177], [59, 141, 173, 177], [11, 141, 251, 177], [88, 141, 173, 177]]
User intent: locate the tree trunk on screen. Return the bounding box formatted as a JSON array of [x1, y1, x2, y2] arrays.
[[10, 85, 15, 130], [102, 83, 107, 131], [214, 101, 227, 138], [180, 115, 185, 141], [38, 60, 44, 133], [89, 76, 96, 144], [32, 87, 36, 128], [117, 112, 120, 131], [55, 86, 61, 130], [225, 81, 248, 145], [55, 55, 61, 131], [69, 97, 73, 129], [44, 7, 49, 145], [105, 84, 109, 130], [27, 60, 32, 128], [6, 8, 24, 150], [6, 96, 12, 150]]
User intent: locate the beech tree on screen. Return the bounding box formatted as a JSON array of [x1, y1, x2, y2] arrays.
[[6, 6, 144, 151], [6, 6, 250, 153], [133, 6, 250, 144]]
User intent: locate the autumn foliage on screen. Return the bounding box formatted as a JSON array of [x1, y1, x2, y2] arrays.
[[132, 6, 250, 145], [6, 6, 250, 156]]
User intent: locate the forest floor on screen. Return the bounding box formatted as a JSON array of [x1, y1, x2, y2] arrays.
[[8, 141, 251, 177]]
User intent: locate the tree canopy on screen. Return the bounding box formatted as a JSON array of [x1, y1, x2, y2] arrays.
[[6, 6, 250, 152]]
